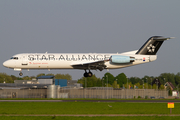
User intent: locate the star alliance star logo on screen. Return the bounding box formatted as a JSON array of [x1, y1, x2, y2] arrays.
[[147, 44, 155, 53]]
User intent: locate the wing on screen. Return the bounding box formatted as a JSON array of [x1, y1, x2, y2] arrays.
[[71, 60, 109, 71]]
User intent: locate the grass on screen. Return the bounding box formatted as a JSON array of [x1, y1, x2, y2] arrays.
[[0, 116, 180, 120], [0, 102, 179, 114], [0, 102, 180, 120]]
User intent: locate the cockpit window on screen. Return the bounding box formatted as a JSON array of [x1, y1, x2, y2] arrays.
[[10, 57, 18, 60]]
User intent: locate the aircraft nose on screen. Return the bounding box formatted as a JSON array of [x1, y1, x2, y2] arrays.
[[3, 61, 9, 68]]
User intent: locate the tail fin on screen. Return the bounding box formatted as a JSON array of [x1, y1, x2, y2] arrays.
[[136, 36, 174, 55]]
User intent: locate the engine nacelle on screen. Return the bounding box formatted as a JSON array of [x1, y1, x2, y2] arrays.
[[110, 55, 135, 64]]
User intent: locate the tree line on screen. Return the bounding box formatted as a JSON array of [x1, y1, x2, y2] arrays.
[[77, 72, 180, 90], [0, 72, 180, 90], [0, 73, 72, 83]]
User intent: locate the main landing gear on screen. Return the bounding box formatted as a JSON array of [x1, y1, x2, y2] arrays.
[[83, 70, 93, 77], [19, 72, 23, 76]]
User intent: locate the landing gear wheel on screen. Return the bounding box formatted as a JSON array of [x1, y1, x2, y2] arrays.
[[19, 72, 23, 76], [83, 70, 93, 77], [84, 72, 89, 77], [88, 71, 93, 77]]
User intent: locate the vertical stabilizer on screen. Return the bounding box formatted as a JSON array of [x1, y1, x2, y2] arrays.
[[136, 36, 174, 55]]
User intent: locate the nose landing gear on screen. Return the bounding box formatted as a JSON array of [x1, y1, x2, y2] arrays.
[[19, 72, 23, 76], [83, 70, 93, 77]]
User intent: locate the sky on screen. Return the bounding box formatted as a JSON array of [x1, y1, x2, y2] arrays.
[[0, 0, 180, 80]]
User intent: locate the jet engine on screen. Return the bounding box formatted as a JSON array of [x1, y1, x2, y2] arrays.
[[110, 55, 135, 64]]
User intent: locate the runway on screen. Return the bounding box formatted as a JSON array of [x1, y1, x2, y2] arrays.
[[0, 100, 180, 103]]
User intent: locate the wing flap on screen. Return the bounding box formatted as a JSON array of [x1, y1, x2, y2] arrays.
[[71, 60, 109, 71]]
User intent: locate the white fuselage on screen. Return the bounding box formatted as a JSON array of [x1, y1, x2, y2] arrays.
[[3, 52, 157, 71]]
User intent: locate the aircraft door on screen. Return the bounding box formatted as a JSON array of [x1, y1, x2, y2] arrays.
[[22, 55, 28, 65]]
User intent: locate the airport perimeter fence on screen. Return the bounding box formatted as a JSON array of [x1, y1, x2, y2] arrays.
[[0, 85, 168, 99], [0, 88, 47, 98], [60, 87, 168, 99]]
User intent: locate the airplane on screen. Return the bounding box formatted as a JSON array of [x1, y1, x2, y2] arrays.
[[3, 36, 174, 77]]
